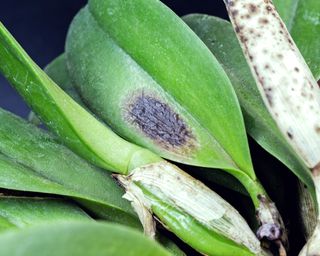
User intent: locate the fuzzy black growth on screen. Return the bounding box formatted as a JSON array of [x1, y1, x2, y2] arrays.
[[128, 95, 193, 148]]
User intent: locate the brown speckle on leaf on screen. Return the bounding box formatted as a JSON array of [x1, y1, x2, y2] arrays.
[[248, 3, 258, 13], [231, 10, 239, 16], [265, 92, 273, 106], [259, 18, 269, 24], [266, 5, 273, 12], [277, 53, 283, 59], [240, 35, 248, 43]]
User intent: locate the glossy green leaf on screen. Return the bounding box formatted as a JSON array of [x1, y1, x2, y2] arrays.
[[66, 3, 254, 177], [0, 221, 170, 256], [0, 196, 184, 255], [0, 197, 90, 233], [0, 21, 161, 175], [46, 53, 248, 197], [182, 15, 315, 197], [273, 0, 320, 79], [0, 108, 139, 228]]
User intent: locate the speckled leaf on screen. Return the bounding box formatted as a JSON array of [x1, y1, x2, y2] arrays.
[[0, 108, 139, 228], [273, 0, 320, 79], [66, 3, 254, 178], [224, 0, 320, 169], [183, 14, 315, 196], [0, 221, 170, 256], [0, 197, 91, 233]]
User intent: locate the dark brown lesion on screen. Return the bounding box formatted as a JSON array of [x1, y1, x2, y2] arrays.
[[124, 93, 196, 151]]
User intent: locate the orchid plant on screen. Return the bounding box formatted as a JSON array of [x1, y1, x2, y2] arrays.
[[0, 0, 318, 255]]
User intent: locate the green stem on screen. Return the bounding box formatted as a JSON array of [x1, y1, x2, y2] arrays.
[[231, 171, 265, 208], [231, 171, 287, 247]]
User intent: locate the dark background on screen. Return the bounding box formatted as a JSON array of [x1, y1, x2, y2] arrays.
[[0, 0, 228, 118]]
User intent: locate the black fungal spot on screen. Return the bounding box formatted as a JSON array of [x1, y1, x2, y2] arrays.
[[287, 131, 293, 139], [127, 95, 194, 148], [257, 194, 266, 202], [294, 67, 300, 72]]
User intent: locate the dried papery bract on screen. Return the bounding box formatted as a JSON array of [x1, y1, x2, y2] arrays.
[[224, 0, 320, 254], [116, 161, 269, 256]]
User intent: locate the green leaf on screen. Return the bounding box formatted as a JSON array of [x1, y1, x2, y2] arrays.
[[0, 21, 161, 175], [182, 14, 315, 197], [273, 0, 320, 79], [0, 197, 185, 255], [0, 108, 140, 228], [66, 3, 254, 177], [0, 197, 90, 233], [0, 221, 170, 256], [46, 53, 248, 198], [45, 54, 84, 105]]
